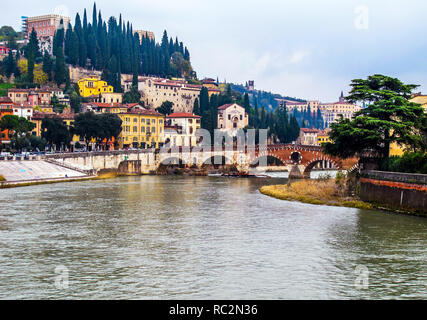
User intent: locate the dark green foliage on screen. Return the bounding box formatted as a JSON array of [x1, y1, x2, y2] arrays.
[[73, 111, 122, 149], [0, 115, 35, 137], [123, 86, 141, 104], [42, 51, 53, 81], [324, 75, 426, 163], [59, 4, 193, 82], [156, 101, 174, 116], [41, 117, 72, 149], [380, 152, 427, 174], [193, 98, 200, 116], [26, 28, 39, 83]]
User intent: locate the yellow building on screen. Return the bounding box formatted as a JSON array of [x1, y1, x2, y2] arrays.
[[390, 94, 427, 156], [118, 109, 165, 149], [78, 77, 114, 98], [318, 130, 331, 145]]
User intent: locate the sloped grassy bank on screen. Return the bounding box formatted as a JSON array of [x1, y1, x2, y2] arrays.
[[260, 179, 373, 210]]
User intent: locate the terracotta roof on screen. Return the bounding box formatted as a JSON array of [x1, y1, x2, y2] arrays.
[[218, 103, 243, 111], [31, 111, 57, 120], [121, 109, 164, 117], [8, 88, 31, 93], [0, 97, 13, 104], [167, 112, 201, 119], [300, 128, 319, 134], [13, 102, 33, 107]]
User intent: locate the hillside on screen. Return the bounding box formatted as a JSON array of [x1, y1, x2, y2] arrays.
[[230, 83, 306, 110]]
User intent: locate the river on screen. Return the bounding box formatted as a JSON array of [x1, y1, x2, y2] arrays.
[[0, 176, 426, 299]]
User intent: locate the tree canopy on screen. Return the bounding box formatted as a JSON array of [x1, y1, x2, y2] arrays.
[[323, 74, 426, 162]]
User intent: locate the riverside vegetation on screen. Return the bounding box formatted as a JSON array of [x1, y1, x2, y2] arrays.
[[260, 172, 374, 210]]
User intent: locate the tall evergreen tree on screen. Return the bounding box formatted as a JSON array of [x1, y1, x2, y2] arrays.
[[27, 28, 39, 83]]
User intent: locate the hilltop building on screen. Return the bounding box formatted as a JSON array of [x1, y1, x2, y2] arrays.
[[138, 78, 202, 113], [25, 14, 71, 53], [135, 30, 155, 43], [217, 103, 249, 135], [285, 92, 361, 128]]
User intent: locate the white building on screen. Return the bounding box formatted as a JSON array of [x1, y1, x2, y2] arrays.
[[13, 103, 33, 120], [164, 112, 201, 147], [217, 103, 249, 135]]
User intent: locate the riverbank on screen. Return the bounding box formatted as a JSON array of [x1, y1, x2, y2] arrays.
[[260, 179, 426, 217], [260, 179, 373, 209]]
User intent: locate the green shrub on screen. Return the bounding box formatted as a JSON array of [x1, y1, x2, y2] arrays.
[[381, 152, 427, 174]]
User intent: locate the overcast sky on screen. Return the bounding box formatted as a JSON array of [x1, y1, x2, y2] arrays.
[[3, 0, 427, 101]]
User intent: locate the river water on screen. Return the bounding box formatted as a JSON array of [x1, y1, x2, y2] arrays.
[[0, 176, 426, 300]]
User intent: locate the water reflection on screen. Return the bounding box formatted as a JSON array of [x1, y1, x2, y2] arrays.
[[0, 176, 425, 299]]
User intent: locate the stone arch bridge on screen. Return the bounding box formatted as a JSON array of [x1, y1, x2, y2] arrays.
[[44, 145, 357, 178]]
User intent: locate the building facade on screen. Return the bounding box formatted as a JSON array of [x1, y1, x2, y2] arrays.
[[217, 103, 249, 134], [117, 109, 165, 149], [0, 97, 13, 146], [164, 113, 201, 147], [26, 14, 71, 53], [77, 77, 114, 98], [139, 78, 201, 113]]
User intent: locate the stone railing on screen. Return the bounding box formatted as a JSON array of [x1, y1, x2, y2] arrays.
[[361, 170, 427, 185]]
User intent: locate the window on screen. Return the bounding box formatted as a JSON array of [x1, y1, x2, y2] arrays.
[[133, 126, 138, 133], [152, 127, 156, 133], [141, 119, 145, 123], [133, 118, 138, 123], [141, 127, 145, 133], [228, 115, 231, 120]]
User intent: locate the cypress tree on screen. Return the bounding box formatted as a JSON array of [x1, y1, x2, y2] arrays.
[[5, 50, 15, 78], [193, 98, 200, 115], [27, 28, 39, 83]]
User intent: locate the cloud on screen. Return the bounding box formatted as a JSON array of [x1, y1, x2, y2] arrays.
[[288, 50, 310, 64]]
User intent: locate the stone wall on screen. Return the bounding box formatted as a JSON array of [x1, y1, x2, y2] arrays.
[[360, 171, 427, 213]]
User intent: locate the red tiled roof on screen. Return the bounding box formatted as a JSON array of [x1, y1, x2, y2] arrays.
[[218, 103, 239, 110], [166, 112, 201, 119], [13, 102, 33, 107], [31, 111, 57, 120], [121, 108, 164, 117], [0, 97, 13, 104], [301, 128, 319, 134], [8, 88, 32, 93]]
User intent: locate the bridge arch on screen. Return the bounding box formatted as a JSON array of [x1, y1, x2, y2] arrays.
[[250, 155, 286, 167], [303, 158, 339, 178], [159, 157, 187, 168], [202, 155, 233, 169]]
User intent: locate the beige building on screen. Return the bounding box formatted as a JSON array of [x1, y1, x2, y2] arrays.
[[88, 92, 123, 104], [285, 93, 360, 128], [164, 113, 201, 147], [139, 78, 202, 113], [135, 30, 155, 43], [217, 103, 249, 134]]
